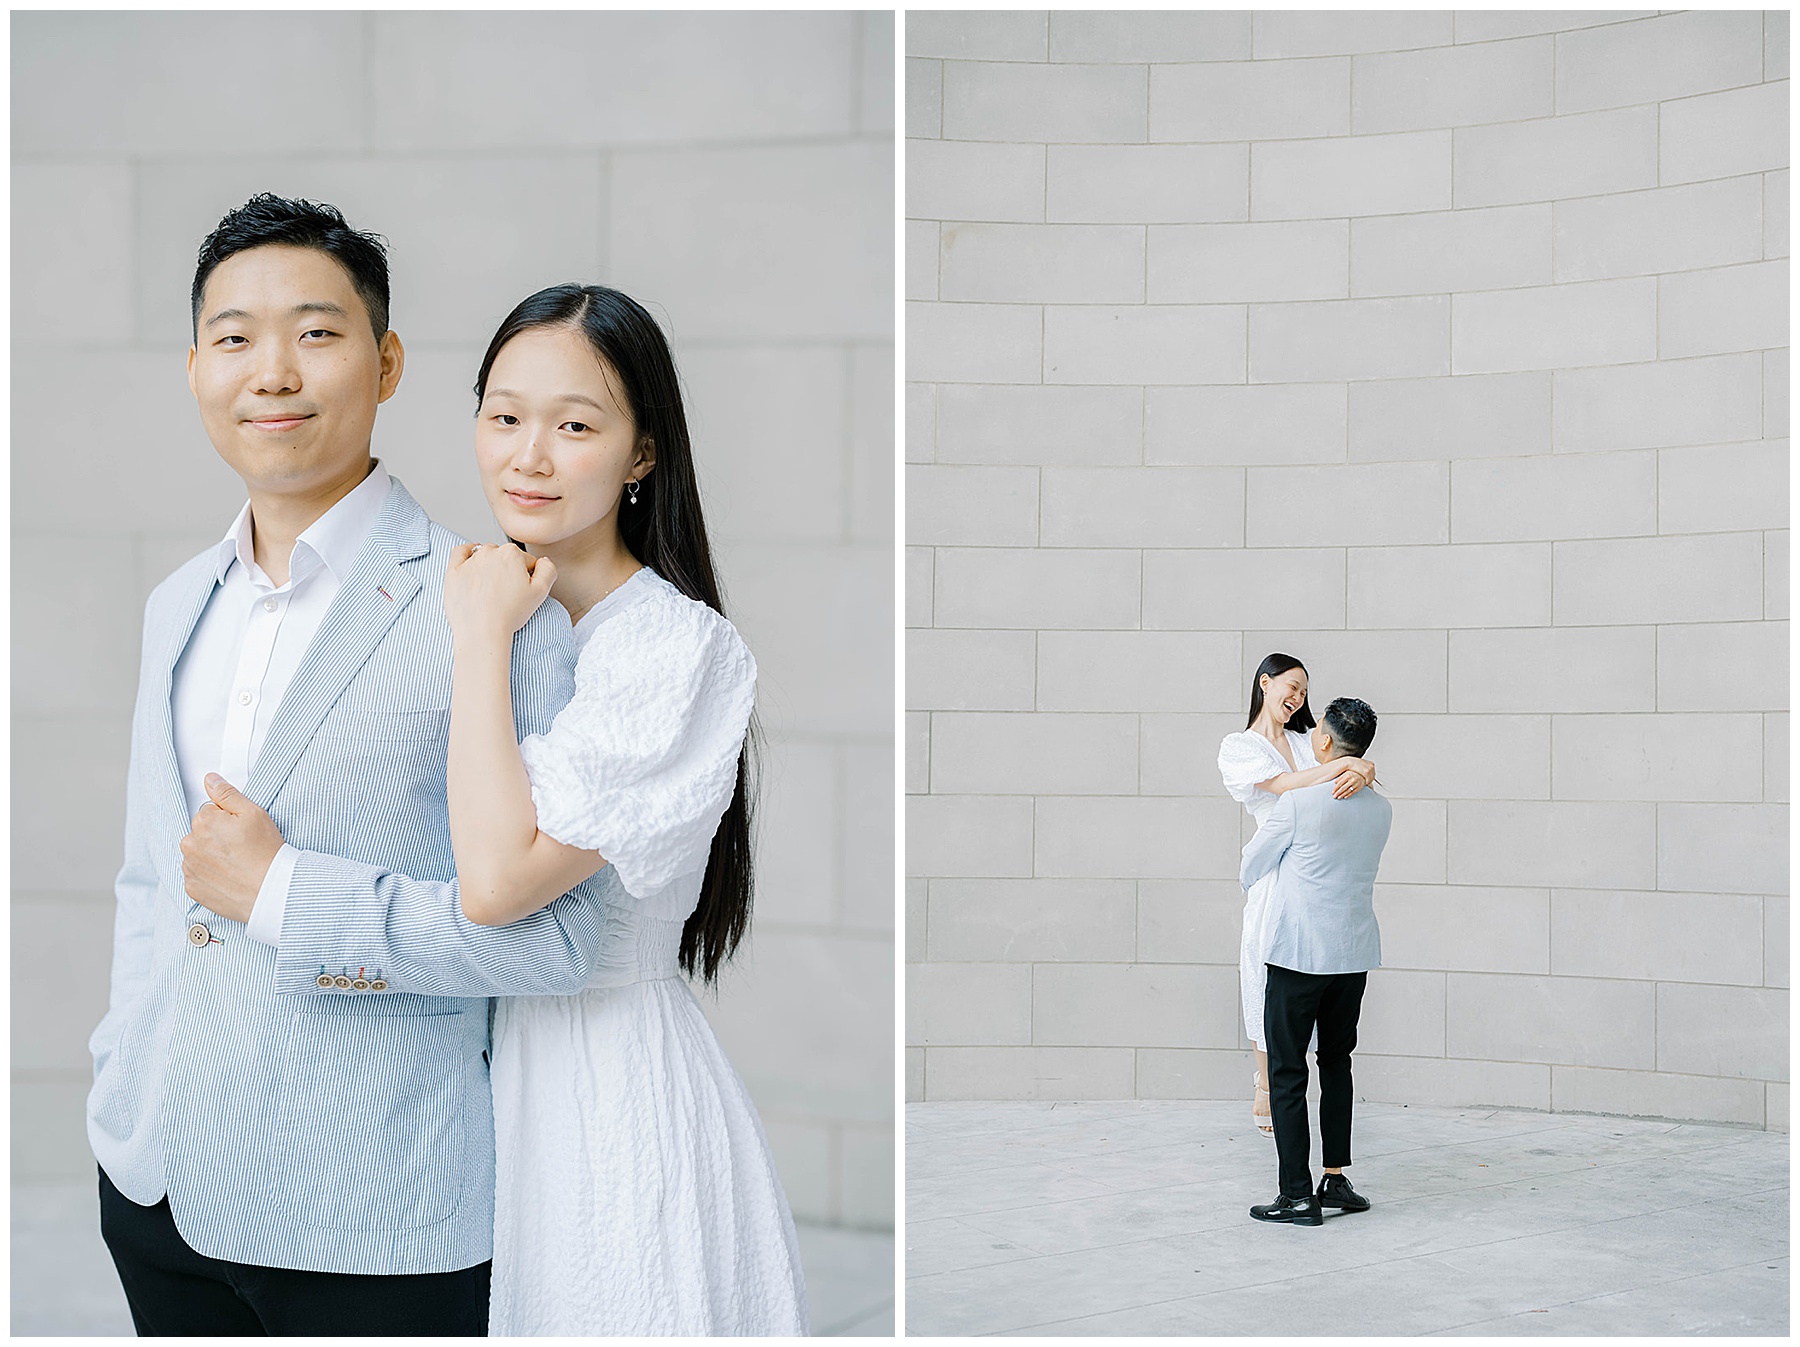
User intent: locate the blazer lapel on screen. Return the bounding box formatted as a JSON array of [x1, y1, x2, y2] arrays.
[[244, 481, 432, 808], [148, 558, 225, 854]]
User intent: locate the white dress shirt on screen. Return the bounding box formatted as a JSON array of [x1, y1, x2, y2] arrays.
[[171, 461, 393, 946]]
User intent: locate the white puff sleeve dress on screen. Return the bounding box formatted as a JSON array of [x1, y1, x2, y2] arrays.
[[1218, 728, 1319, 1047], [488, 567, 808, 1337]]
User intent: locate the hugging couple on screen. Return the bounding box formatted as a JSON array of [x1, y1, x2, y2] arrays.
[[87, 194, 808, 1335]]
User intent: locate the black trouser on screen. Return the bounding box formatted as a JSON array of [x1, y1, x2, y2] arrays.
[[98, 1166, 490, 1336], [1263, 964, 1368, 1200]]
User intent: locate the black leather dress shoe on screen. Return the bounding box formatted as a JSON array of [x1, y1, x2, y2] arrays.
[[1249, 1193, 1322, 1225], [1317, 1174, 1370, 1212]]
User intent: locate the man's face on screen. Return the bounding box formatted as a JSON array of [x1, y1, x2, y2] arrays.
[[187, 244, 402, 499]]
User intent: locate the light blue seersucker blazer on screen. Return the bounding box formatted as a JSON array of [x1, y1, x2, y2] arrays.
[[88, 476, 616, 1277]]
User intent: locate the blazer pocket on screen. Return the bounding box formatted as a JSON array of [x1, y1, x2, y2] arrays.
[[315, 708, 447, 742], [273, 1004, 468, 1232]]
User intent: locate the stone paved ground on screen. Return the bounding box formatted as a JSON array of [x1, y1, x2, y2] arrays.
[[906, 1100, 1787, 1336]]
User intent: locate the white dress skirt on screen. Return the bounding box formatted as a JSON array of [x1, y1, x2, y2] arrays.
[[488, 568, 807, 1336], [1217, 728, 1319, 1049]]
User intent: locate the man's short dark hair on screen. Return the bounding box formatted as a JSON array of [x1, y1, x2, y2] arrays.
[[1323, 697, 1377, 759], [191, 193, 390, 342]]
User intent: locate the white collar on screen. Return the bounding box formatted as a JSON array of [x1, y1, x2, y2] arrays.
[[213, 461, 392, 588]]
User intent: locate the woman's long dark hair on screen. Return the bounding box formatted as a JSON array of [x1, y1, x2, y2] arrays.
[[475, 284, 755, 985], [1245, 652, 1316, 733]]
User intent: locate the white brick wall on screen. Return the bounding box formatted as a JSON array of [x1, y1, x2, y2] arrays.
[[14, 10, 895, 1227], [907, 9, 1788, 1130]]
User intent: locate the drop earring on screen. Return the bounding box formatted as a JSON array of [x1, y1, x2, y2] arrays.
[[627, 479, 641, 506]]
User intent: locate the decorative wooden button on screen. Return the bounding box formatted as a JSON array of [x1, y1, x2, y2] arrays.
[[352, 978, 369, 991], [369, 979, 388, 992], [317, 974, 336, 988], [187, 924, 212, 948], [333, 975, 352, 989]]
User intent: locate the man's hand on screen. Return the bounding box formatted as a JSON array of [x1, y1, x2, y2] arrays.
[[180, 773, 285, 923]]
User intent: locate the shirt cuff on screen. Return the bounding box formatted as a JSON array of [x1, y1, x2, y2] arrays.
[[245, 844, 299, 947]]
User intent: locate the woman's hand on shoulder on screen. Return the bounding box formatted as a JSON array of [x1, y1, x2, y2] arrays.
[[445, 542, 556, 641], [1331, 757, 1376, 799]]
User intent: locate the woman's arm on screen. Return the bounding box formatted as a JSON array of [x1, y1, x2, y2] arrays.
[[1256, 756, 1375, 799], [446, 545, 605, 926]]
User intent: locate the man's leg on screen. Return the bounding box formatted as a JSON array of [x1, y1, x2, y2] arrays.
[[98, 1166, 267, 1336], [1263, 963, 1323, 1199], [242, 1260, 490, 1336], [1316, 971, 1368, 1174]]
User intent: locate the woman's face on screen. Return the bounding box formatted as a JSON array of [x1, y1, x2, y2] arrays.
[[1260, 667, 1307, 727], [474, 324, 653, 551]]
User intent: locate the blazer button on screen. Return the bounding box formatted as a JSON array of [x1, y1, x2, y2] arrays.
[[187, 924, 211, 948], [352, 978, 369, 991], [332, 975, 352, 989], [316, 974, 336, 988], [369, 979, 388, 992]]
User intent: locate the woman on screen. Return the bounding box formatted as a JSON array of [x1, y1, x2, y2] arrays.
[[1218, 654, 1375, 1136]]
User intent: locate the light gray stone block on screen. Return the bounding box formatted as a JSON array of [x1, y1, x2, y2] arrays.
[[849, 344, 893, 546], [905, 465, 1039, 547], [1251, 296, 1450, 383], [1554, 10, 1763, 114], [935, 385, 1142, 465], [840, 1125, 896, 1227], [1353, 1054, 1551, 1110], [932, 547, 1141, 630], [1137, 879, 1250, 964], [1660, 440, 1788, 535], [1553, 176, 1765, 282], [1661, 81, 1790, 186], [1034, 796, 1242, 881], [1658, 803, 1788, 895], [906, 1048, 925, 1102], [860, 12, 895, 136], [906, 547, 933, 628], [15, 532, 140, 715], [923, 1047, 1136, 1100], [1766, 348, 1789, 438], [907, 878, 928, 963], [1456, 12, 1655, 41], [1358, 970, 1447, 1058], [1050, 11, 1253, 62], [1148, 384, 1346, 466], [1139, 714, 1251, 797], [1451, 449, 1656, 543], [1655, 982, 1788, 1080], [12, 1078, 101, 1181], [908, 630, 1038, 712], [15, 12, 365, 158], [1252, 130, 1452, 221], [1452, 277, 1656, 375], [908, 58, 943, 139], [907, 382, 936, 462], [1351, 204, 1551, 298], [941, 224, 1144, 305], [842, 741, 894, 934], [1349, 371, 1550, 461], [907, 794, 1034, 878], [907, 962, 1032, 1046], [1447, 800, 1656, 889], [1552, 1066, 1765, 1126], [1766, 896, 1789, 987], [931, 712, 1138, 796], [1381, 798, 1448, 885], [16, 714, 131, 894], [1046, 305, 1246, 385], [1767, 529, 1789, 620], [908, 11, 1047, 61], [1348, 543, 1551, 628], [763, 1117, 833, 1223], [1768, 170, 1790, 259], [1254, 11, 1455, 57], [1136, 1048, 1256, 1099], [1554, 712, 1764, 803], [1770, 10, 1791, 81], [1376, 884, 1550, 974], [1448, 626, 1655, 713], [1376, 713, 1550, 800], [907, 714, 929, 797], [1144, 549, 1346, 631], [612, 141, 889, 341], [1554, 353, 1763, 451], [1048, 144, 1248, 225], [1553, 533, 1763, 626], [1247, 461, 1448, 548], [943, 62, 1148, 144], [758, 742, 840, 928], [1033, 963, 1239, 1049], [1454, 106, 1659, 208], [908, 139, 1045, 224], [1150, 58, 1351, 143], [926, 878, 1137, 962], [13, 897, 114, 1073], [373, 13, 854, 148], [1038, 632, 1240, 714], [1772, 1082, 1790, 1131], [1767, 713, 1789, 805], [1657, 621, 1788, 712], [1446, 972, 1656, 1069], [13, 164, 133, 345], [1353, 35, 1553, 133], [1659, 261, 1789, 361], [1241, 629, 1448, 714], [1551, 889, 1764, 985], [1149, 221, 1349, 304], [1041, 466, 1244, 548], [906, 302, 1042, 384]]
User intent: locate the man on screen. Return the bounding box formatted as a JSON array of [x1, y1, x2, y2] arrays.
[[1239, 696, 1392, 1227], [88, 193, 608, 1334]]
